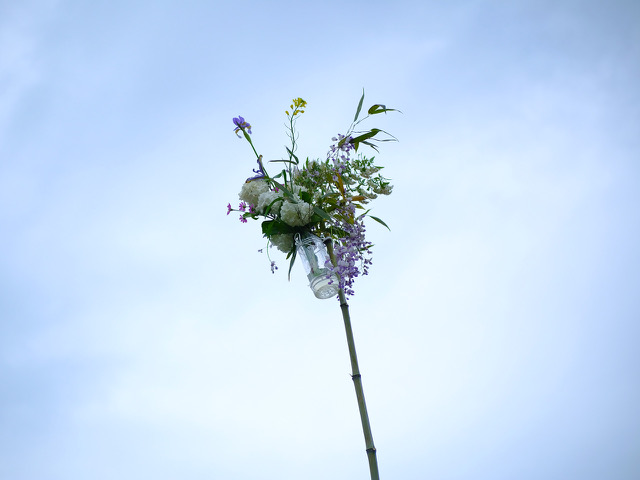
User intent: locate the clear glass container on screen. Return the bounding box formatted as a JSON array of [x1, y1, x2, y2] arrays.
[[295, 232, 339, 299]]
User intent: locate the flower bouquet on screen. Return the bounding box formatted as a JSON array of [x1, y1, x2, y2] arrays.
[[227, 93, 396, 300], [226, 92, 397, 480]]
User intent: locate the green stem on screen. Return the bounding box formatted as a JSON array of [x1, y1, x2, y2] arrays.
[[325, 240, 380, 480], [242, 129, 260, 160]]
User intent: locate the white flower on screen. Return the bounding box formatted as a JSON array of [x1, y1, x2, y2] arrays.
[[239, 179, 270, 206], [270, 234, 294, 253], [361, 166, 382, 178], [375, 184, 393, 195], [281, 200, 314, 227], [257, 191, 283, 215]]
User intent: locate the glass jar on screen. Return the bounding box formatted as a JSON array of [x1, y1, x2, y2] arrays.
[[295, 231, 339, 299]]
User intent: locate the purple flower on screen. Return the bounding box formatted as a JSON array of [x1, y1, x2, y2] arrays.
[[239, 215, 248, 223], [238, 201, 247, 212], [226, 203, 232, 215], [233, 116, 252, 136], [245, 155, 266, 183], [325, 212, 373, 299], [327, 133, 354, 175], [270, 261, 278, 274]]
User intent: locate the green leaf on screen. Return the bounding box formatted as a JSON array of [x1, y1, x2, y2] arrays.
[[352, 128, 398, 151], [261, 220, 273, 236], [309, 213, 323, 224], [300, 190, 313, 203], [359, 140, 380, 152], [367, 104, 399, 115], [313, 205, 333, 221], [351, 128, 381, 144], [271, 180, 295, 200], [287, 247, 297, 281], [353, 89, 365, 123], [262, 219, 293, 236], [286, 146, 299, 164], [351, 129, 381, 151], [263, 197, 284, 215], [328, 224, 350, 238], [270, 159, 296, 164], [368, 215, 390, 230]]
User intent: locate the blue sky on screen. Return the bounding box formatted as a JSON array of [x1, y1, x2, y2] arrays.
[[1, 1, 639, 479]]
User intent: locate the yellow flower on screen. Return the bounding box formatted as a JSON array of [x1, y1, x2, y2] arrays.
[[293, 97, 307, 108], [286, 97, 308, 117]]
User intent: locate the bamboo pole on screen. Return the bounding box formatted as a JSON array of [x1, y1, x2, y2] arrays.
[[325, 239, 380, 480]]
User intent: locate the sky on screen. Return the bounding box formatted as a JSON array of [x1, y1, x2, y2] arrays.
[[1, 0, 639, 479]]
